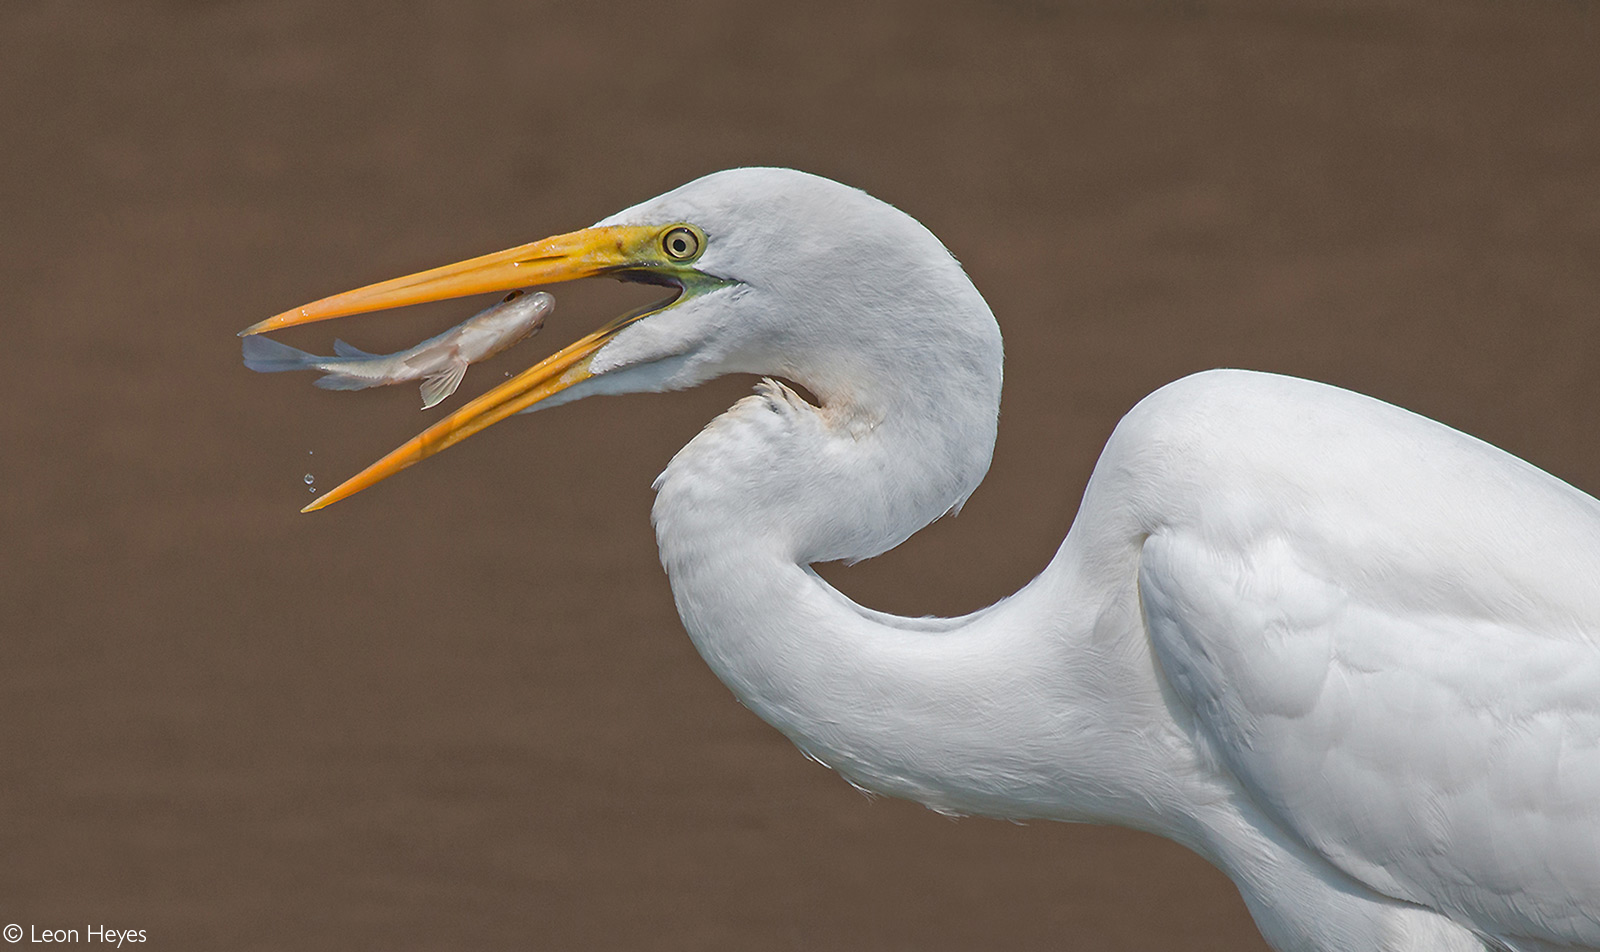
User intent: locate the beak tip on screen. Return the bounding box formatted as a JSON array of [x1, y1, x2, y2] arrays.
[[241, 305, 317, 337]]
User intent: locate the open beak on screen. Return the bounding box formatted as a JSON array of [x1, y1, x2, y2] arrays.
[[241, 224, 674, 512]]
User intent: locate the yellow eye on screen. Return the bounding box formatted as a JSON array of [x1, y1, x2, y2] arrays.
[[661, 226, 701, 261]]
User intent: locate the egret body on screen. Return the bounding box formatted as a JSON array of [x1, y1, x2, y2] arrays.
[[246, 169, 1600, 952]]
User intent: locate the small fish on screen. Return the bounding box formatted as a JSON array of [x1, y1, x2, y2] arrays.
[[242, 290, 552, 409]]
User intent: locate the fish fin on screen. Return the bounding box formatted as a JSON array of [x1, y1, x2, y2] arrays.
[[242, 335, 321, 372], [332, 338, 379, 359], [419, 358, 469, 409]]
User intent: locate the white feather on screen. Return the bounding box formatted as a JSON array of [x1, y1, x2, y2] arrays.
[[573, 170, 1600, 950], [300, 169, 1600, 951]]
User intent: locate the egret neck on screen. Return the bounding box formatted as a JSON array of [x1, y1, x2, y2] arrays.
[[649, 371, 1202, 839]]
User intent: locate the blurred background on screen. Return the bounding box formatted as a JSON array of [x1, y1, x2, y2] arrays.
[[3, 1, 1597, 948]]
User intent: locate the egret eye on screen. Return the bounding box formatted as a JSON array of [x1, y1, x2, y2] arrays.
[[662, 226, 701, 261]]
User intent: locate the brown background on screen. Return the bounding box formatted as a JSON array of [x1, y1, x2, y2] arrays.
[[4, 1, 1598, 949]]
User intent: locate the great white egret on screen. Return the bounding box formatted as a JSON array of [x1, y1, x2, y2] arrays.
[[243, 168, 1600, 951]]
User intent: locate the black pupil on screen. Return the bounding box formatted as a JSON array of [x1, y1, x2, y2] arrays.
[[669, 232, 692, 256]]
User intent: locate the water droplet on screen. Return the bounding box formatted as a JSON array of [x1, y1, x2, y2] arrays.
[[303, 473, 315, 484], [308, 486, 318, 494], [308, 449, 314, 456]]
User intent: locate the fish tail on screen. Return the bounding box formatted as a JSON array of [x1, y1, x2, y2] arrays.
[[241, 335, 323, 373], [244, 336, 382, 390]]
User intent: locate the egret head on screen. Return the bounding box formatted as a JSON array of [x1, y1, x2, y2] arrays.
[[244, 168, 1002, 512]]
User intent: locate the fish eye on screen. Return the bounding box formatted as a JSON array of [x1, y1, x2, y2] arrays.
[[501, 290, 524, 303], [661, 226, 701, 261]]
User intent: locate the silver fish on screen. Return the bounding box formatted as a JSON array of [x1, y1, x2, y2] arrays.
[[242, 289, 552, 409]]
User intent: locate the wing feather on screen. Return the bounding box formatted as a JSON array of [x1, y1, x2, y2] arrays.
[[1115, 372, 1600, 948]]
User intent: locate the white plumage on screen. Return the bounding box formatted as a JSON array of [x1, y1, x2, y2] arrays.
[[260, 168, 1600, 951]]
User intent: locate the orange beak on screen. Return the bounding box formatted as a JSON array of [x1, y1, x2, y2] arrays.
[[241, 224, 677, 512]]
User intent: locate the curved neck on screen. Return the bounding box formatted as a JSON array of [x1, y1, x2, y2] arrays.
[[650, 380, 1204, 832]]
